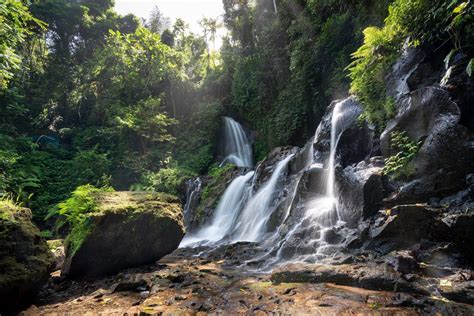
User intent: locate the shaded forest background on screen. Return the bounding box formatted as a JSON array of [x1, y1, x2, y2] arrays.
[[1, 0, 472, 233]]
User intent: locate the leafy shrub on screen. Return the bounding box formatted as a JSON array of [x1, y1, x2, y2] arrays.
[[348, 25, 402, 128], [133, 166, 194, 196], [200, 163, 236, 201], [174, 101, 221, 175], [46, 184, 113, 232], [71, 148, 111, 186], [383, 131, 421, 179]]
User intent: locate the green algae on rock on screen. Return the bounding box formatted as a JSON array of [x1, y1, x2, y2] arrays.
[[61, 192, 185, 278], [0, 201, 55, 314]]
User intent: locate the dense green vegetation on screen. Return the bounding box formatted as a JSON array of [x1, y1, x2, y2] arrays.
[[0, 0, 472, 236], [0, 0, 221, 227], [220, 0, 391, 157]]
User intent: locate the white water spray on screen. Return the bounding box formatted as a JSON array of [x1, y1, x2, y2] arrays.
[[180, 171, 255, 247], [272, 99, 362, 263], [232, 154, 294, 242], [221, 117, 253, 168]]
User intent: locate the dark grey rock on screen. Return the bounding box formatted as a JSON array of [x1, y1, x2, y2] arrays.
[[336, 159, 384, 227], [271, 263, 424, 294], [111, 277, 149, 293], [368, 205, 445, 253], [387, 250, 419, 275], [381, 86, 474, 203], [443, 213, 474, 260], [438, 281, 474, 305]]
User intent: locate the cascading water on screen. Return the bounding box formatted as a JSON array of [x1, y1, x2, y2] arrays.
[[181, 99, 364, 268], [180, 116, 256, 247], [231, 154, 294, 242], [221, 117, 253, 168], [274, 99, 363, 263], [180, 171, 254, 247]]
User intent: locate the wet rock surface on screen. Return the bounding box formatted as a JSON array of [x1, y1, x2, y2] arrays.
[[185, 165, 243, 232], [336, 158, 385, 227], [368, 205, 443, 253], [23, 246, 474, 315], [381, 85, 474, 204], [271, 262, 423, 294], [313, 98, 373, 169]]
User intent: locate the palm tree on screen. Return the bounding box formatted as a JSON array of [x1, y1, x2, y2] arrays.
[[200, 17, 221, 67]]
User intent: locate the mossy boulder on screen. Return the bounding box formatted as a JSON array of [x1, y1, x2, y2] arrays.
[[61, 192, 184, 278], [0, 201, 55, 314]]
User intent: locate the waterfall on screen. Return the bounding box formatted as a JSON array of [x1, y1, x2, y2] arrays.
[[181, 99, 364, 267], [271, 98, 362, 264], [183, 177, 201, 225], [180, 171, 255, 247], [232, 154, 294, 242], [326, 100, 361, 198], [221, 117, 253, 168]]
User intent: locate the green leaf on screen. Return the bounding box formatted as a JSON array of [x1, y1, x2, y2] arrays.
[[453, 2, 468, 13]]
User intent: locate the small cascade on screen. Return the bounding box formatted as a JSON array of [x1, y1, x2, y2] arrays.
[[232, 154, 294, 242], [183, 177, 201, 226], [326, 100, 362, 199], [180, 171, 254, 247], [221, 117, 253, 168]]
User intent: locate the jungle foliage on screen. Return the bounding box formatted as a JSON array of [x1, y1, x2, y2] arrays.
[[1, 0, 472, 234]]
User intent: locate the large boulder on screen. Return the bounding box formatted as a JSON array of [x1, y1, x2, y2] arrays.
[[336, 157, 385, 227], [62, 192, 184, 278], [0, 202, 55, 314], [368, 205, 445, 253], [381, 86, 474, 203]]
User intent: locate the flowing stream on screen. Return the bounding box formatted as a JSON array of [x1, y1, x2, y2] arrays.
[[272, 99, 362, 263]]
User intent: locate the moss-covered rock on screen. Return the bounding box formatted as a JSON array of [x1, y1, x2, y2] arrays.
[[0, 201, 55, 314], [61, 192, 184, 278]]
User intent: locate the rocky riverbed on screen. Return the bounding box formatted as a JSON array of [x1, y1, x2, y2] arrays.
[[21, 243, 474, 315]]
